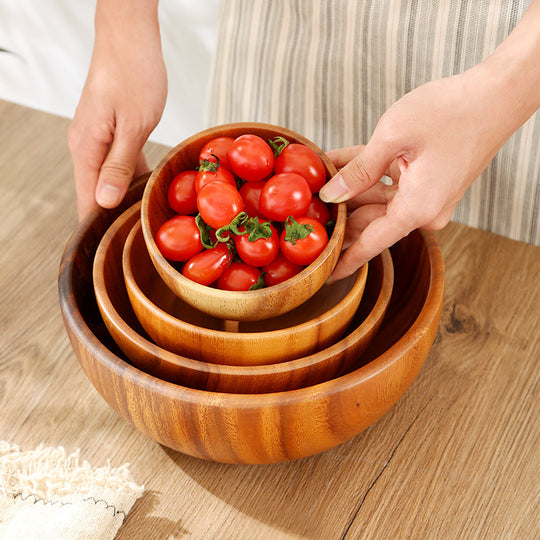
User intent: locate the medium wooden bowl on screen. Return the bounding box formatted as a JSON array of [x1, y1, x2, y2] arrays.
[[140, 122, 346, 321], [123, 218, 367, 366], [59, 176, 444, 464], [91, 197, 390, 392]]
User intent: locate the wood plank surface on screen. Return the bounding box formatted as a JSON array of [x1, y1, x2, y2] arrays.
[[0, 100, 538, 539]]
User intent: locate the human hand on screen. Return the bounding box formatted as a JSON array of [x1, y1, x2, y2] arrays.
[[320, 66, 534, 280], [68, 0, 167, 220]]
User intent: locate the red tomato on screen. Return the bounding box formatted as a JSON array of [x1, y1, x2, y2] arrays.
[[216, 261, 263, 291], [304, 196, 332, 226], [182, 243, 232, 285], [167, 170, 198, 215], [197, 181, 244, 229], [273, 142, 327, 193], [155, 215, 203, 262], [262, 252, 304, 287], [228, 134, 274, 181], [280, 216, 328, 266], [199, 136, 234, 171], [233, 222, 279, 267], [239, 180, 267, 219], [195, 161, 237, 193], [259, 172, 312, 222]]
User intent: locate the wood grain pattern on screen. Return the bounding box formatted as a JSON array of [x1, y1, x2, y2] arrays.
[[93, 197, 386, 393], [124, 219, 368, 366], [140, 122, 347, 321], [59, 183, 443, 463], [1, 101, 539, 538]]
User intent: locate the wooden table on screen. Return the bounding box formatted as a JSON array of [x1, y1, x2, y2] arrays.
[[1, 100, 539, 539]]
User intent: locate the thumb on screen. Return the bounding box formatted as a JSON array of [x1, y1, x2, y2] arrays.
[[320, 131, 398, 204], [95, 126, 146, 209]]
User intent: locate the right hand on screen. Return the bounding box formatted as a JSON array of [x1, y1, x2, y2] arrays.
[[68, 4, 167, 220]]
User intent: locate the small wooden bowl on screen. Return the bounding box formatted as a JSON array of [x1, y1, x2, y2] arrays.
[[123, 218, 367, 366], [92, 202, 389, 392], [59, 176, 444, 463], [140, 122, 346, 321]]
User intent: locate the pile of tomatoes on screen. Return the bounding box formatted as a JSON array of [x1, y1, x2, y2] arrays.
[[155, 133, 335, 291]]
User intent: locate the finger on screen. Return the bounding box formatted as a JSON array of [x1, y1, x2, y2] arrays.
[[346, 182, 398, 211], [320, 133, 400, 204], [326, 145, 366, 170], [95, 124, 146, 209], [342, 204, 387, 249], [69, 122, 111, 220], [331, 194, 417, 280]]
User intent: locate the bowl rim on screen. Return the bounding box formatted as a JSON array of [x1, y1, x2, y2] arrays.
[[92, 203, 391, 380], [139, 122, 347, 320], [60, 200, 443, 404], [125, 218, 368, 342]]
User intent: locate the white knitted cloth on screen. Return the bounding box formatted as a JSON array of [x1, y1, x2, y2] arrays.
[[0, 441, 144, 540]]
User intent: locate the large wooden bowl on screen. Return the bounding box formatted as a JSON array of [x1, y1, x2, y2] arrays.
[[140, 122, 346, 321], [59, 177, 444, 464], [91, 196, 391, 392], [123, 218, 367, 366]]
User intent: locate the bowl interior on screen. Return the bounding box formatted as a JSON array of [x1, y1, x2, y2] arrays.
[[140, 122, 347, 321]]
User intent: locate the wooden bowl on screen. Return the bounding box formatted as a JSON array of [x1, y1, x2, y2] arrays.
[[123, 218, 367, 366], [140, 122, 346, 321], [92, 199, 390, 392], [59, 176, 444, 463]]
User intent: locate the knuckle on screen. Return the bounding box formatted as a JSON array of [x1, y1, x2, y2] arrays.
[[101, 159, 133, 181], [342, 157, 375, 190]]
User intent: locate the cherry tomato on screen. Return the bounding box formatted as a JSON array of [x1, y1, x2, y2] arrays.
[[197, 181, 244, 229], [199, 136, 234, 171], [234, 222, 279, 267], [216, 261, 263, 291], [239, 180, 267, 219], [273, 142, 327, 193], [280, 216, 328, 266], [195, 160, 237, 193], [228, 134, 274, 181], [155, 215, 203, 262], [167, 170, 198, 215], [182, 243, 232, 285], [262, 252, 304, 287], [304, 196, 332, 227], [259, 172, 312, 222]]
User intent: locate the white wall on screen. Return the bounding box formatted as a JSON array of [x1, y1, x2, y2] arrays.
[[0, 0, 220, 146]]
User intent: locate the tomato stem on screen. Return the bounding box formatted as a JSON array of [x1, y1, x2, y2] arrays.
[[198, 154, 221, 172], [249, 272, 266, 290], [283, 216, 314, 245], [268, 136, 290, 157], [215, 211, 249, 242], [195, 214, 217, 249], [242, 217, 274, 242]]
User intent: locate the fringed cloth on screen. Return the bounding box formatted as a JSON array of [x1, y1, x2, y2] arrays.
[[0, 441, 144, 539]]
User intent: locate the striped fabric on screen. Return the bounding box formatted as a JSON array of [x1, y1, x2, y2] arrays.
[[205, 0, 539, 244]]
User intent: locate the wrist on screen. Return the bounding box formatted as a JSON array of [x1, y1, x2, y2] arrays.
[[473, 0, 540, 126], [94, 0, 161, 51]]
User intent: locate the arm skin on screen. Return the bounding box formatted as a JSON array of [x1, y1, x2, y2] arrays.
[[68, 0, 167, 220], [320, 0, 540, 281]]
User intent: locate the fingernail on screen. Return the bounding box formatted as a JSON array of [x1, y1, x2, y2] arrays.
[[320, 174, 349, 203], [96, 183, 122, 208]]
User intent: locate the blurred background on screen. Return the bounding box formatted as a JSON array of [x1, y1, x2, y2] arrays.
[[0, 0, 220, 146]]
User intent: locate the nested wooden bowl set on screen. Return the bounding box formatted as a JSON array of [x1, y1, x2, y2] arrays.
[[58, 123, 445, 464]]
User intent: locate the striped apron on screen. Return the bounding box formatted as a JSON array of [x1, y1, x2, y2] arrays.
[[205, 0, 539, 244]]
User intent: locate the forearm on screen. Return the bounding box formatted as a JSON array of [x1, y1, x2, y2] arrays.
[[468, 0, 540, 145], [94, 0, 161, 53]]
